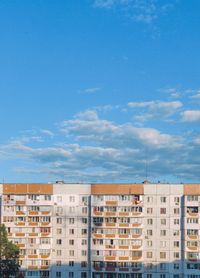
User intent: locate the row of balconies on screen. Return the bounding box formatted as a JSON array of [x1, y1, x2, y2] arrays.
[[14, 222, 51, 226], [19, 254, 50, 259], [93, 234, 142, 239], [93, 223, 142, 228], [92, 266, 142, 272], [93, 212, 142, 217], [8, 232, 51, 237], [92, 245, 142, 250], [92, 256, 142, 262]]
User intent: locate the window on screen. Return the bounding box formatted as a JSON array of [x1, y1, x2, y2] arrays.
[[160, 275, 166, 278], [82, 218, 87, 224], [81, 261, 87, 267], [69, 250, 75, 256], [147, 208, 153, 214], [160, 241, 166, 248], [147, 197, 153, 203], [147, 230, 153, 236], [82, 250, 87, 256], [82, 239, 87, 245], [69, 272, 74, 278], [160, 263, 166, 270], [147, 274, 152, 278], [69, 196, 75, 202], [69, 218, 75, 224], [57, 196, 62, 202], [174, 197, 180, 204], [174, 219, 179, 225], [160, 230, 166, 236], [56, 239, 62, 245], [161, 219, 166, 225], [82, 207, 87, 214], [56, 261, 61, 266], [82, 229, 87, 235], [147, 241, 152, 247], [44, 195, 51, 201], [187, 195, 198, 201], [174, 263, 179, 269], [174, 252, 179, 259], [56, 218, 62, 224], [160, 252, 166, 259], [174, 241, 179, 247], [69, 261, 74, 267], [174, 208, 180, 215], [81, 272, 87, 278], [57, 250, 62, 256], [69, 207, 75, 213], [57, 228, 62, 234], [160, 208, 166, 214], [161, 197, 166, 203], [56, 272, 61, 277], [69, 240, 74, 245], [147, 219, 153, 225], [69, 229, 74, 235], [147, 252, 153, 258]]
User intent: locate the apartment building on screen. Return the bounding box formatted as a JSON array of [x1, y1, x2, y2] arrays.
[[0, 182, 200, 278]]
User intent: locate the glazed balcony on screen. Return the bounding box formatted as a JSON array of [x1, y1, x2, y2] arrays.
[[105, 201, 118, 206]]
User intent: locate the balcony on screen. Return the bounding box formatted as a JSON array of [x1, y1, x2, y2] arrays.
[[93, 234, 103, 238], [105, 267, 116, 271], [40, 266, 49, 269], [187, 246, 198, 251], [131, 256, 142, 261], [132, 234, 142, 239], [28, 266, 38, 269], [105, 212, 116, 217], [132, 223, 142, 227], [119, 245, 129, 249], [119, 268, 129, 272], [105, 201, 118, 206], [29, 211, 39, 216], [118, 256, 129, 261], [105, 256, 116, 261], [119, 223, 129, 227], [40, 254, 50, 259], [187, 207, 198, 217], [16, 200, 26, 205], [119, 234, 129, 239], [188, 235, 198, 240], [105, 223, 116, 227], [28, 255, 38, 259], [105, 245, 115, 249], [28, 222, 39, 226], [17, 243, 25, 248], [105, 234, 116, 238], [118, 212, 129, 217], [16, 222, 25, 226], [16, 233, 25, 237], [29, 233, 38, 237], [93, 211, 103, 216], [132, 245, 142, 250], [16, 211, 26, 215]]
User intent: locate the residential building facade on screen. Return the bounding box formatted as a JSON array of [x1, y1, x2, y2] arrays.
[[0, 182, 200, 278]]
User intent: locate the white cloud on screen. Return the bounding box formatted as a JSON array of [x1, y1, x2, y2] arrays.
[[81, 87, 101, 94], [181, 110, 200, 122], [0, 104, 200, 183], [128, 100, 182, 121], [94, 0, 176, 24], [39, 129, 54, 137]]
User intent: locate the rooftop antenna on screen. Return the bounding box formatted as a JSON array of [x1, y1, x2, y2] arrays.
[[145, 149, 148, 182]]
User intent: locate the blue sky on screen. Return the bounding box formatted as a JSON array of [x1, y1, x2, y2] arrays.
[[0, 0, 200, 183]]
